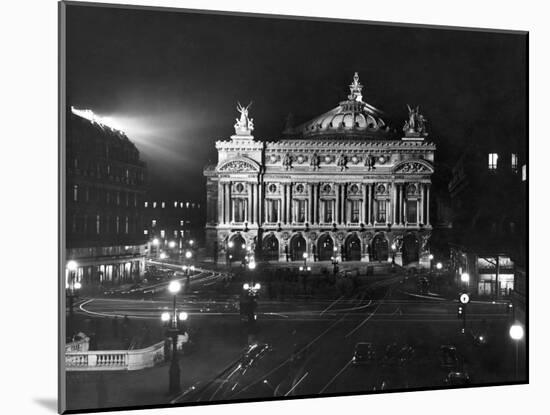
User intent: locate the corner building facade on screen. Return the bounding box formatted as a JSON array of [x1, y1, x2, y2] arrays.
[[204, 74, 436, 267]]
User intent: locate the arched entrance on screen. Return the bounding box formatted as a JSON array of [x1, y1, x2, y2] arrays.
[[317, 233, 334, 261], [262, 234, 279, 261], [402, 233, 420, 265], [371, 233, 389, 262], [228, 234, 246, 263], [345, 234, 362, 261], [290, 234, 307, 261]]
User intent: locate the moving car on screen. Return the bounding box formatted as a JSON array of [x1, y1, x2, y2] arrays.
[[439, 345, 459, 369], [352, 342, 376, 365]]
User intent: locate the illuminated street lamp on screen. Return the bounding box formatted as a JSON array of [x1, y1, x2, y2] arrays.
[[165, 280, 184, 394], [184, 250, 193, 285], [509, 323, 524, 379], [461, 272, 470, 289], [189, 239, 194, 246], [168, 240, 176, 249], [66, 260, 81, 318], [436, 262, 443, 270], [159, 252, 167, 260], [391, 243, 397, 265], [302, 251, 308, 269], [152, 238, 160, 246]]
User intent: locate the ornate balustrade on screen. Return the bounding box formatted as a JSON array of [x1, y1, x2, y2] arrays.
[[65, 336, 185, 371]]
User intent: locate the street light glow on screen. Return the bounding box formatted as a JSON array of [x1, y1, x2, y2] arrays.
[[67, 260, 78, 271], [190, 265, 195, 271], [243, 283, 250, 290], [74, 282, 82, 290], [509, 324, 524, 341], [436, 262, 443, 270], [161, 312, 170, 322], [303, 252, 308, 259], [168, 280, 181, 294], [228, 241, 234, 248], [168, 240, 176, 248], [152, 238, 160, 246], [182, 265, 188, 271], [299, 266, 304, 271], [179, 312, 189, 321], [461, 272, 470, 283], [189, 240, 194, 245], [254, 283, 261, 290], [248, 261, 256, 270], [242, 244, 246, 249], [185, 251, 192, 259], [429, 254, 434, 260], [391, 243, 396, 251]]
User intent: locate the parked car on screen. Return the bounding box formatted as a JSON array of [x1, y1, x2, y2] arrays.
[[444, 371, 470, 386], [439, 345, 459, 370], [352, 342, 376, 365]]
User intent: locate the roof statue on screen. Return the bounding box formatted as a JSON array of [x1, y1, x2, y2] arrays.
[[403, 105, 428, 139], [233, 101, 254, 137], [348, 72, 364, 102]]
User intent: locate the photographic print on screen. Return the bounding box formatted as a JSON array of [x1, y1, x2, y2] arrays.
[[59, 2, 528, 413]]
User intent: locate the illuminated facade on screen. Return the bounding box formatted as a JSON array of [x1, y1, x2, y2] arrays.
[[66, 107, 147, 287], [204, 74, 436, 267]]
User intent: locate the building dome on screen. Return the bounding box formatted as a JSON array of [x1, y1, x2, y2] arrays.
[[288, 73, 391, 140]]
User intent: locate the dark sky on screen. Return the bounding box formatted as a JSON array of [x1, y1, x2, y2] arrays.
[[66, 4, 527, 202]]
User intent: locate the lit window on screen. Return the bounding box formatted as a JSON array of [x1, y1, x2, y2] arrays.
[[174, 201, 178, 207], [488, 153, 498, 170], [144, 229, 148, 235], [323, 200, 334, 223], [144, 202, 148, 208], [153, 202, 157, 208], [160, 230, 165, 238], [296, 200, 306, 223], [96, 214, 100, 234], [180, 220, 184, 226], [186, 202, 190, 208], [152, 220, 156, 227], [73, 185, 78, 202], [511, 153, 518, 172], [406, 200, 417, 223], [162, 202, 165, 208], [351, 200, 360, 223], [522, 164, 527, 181], [174, 230, 178, 237]]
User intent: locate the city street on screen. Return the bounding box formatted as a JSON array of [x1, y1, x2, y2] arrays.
[[66, 265, 526, 411]]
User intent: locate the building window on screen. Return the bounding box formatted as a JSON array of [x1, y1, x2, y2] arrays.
[[522, 164, 527, 181], [125, 217, 129, 234], [160, 230, 165, 238], [180, 220, 184, 226], [116, 216, 120, 233], [351, 200, 360, 223], [96, 215, 100, 234], [153, 202, 157, 208], [144, 229, 148, 235], [296, 200, 306, 223], [162, 202, 165, 208], [174, 230, 178, 238], [186, 202, 190, 208], [377, 200, 387, 222], [180, 202, 184, 208], [73, 185, 78, 202], [152, 220, 156, 227], [174, 201, 178, 207], [406, 200, 417, 223], [511, 153, 518, 172], [488, 153, 498, 170], [323, 200, 334, 223], [144, 201, 148, 208], [266, 199, 279, 223], [116, 191, 120, 205], [233, 198, 246, 222]]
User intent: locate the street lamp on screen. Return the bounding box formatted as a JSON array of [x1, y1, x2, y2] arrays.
[[184, 251, 193, 285], [66, 260, 80, 318], [166, 280, 182, 394], [436, 262, 443, 270], [509, 323, 524, 379], [391, 243, 397, 265], [159, 252, 167, 260], [461, 272, 470, 289], [302, 251, 308, 269]]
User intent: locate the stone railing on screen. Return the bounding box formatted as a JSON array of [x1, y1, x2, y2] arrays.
[[65, 336, 187, 372], [65, 335, 90, 352]]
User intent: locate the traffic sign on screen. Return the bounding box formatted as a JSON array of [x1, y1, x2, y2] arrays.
[[459, 293, 470, 305]]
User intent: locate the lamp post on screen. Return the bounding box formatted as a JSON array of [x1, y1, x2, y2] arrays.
[[509, 323, 524, 379], [66, 260, 80, 317], [461, 272, 470, 290], [391, 243, 397, 265], [165, 280, 183, 394], [184, 250, 193, 285], [302, 251, 308, 269]]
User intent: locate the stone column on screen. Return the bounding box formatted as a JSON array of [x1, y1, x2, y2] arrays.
[[308, 184, 313, 224], [225, 182, 231, 224], [335, 184, 340, 224], [426, 183, 431, 226], [282, 185, 287, 224], [218, 180, 224, 224], [368, 183, 373, 226], [392, 184, 397, 226], [287, 184, 292, 224], [397, 184, 402, 225], [253, 183, 259, 224], [361, 184, 367, 225], [247, 183, 253, 223], [420, 183, 425, 225]]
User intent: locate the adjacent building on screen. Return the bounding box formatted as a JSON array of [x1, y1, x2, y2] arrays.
[[66, 107, 148, 287], [204, 73, 436, 266], [448, 140, 527, 299], [143, 200, 202, 258]]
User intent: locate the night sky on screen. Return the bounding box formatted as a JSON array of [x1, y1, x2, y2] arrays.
[[66, 3, 527, 203]]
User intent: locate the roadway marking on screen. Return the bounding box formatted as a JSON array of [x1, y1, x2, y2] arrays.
[[320, 296, 344, 315], [319, 359, 353, 394], [284, 372, 309, 396], [344, 301, 383, 338]]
